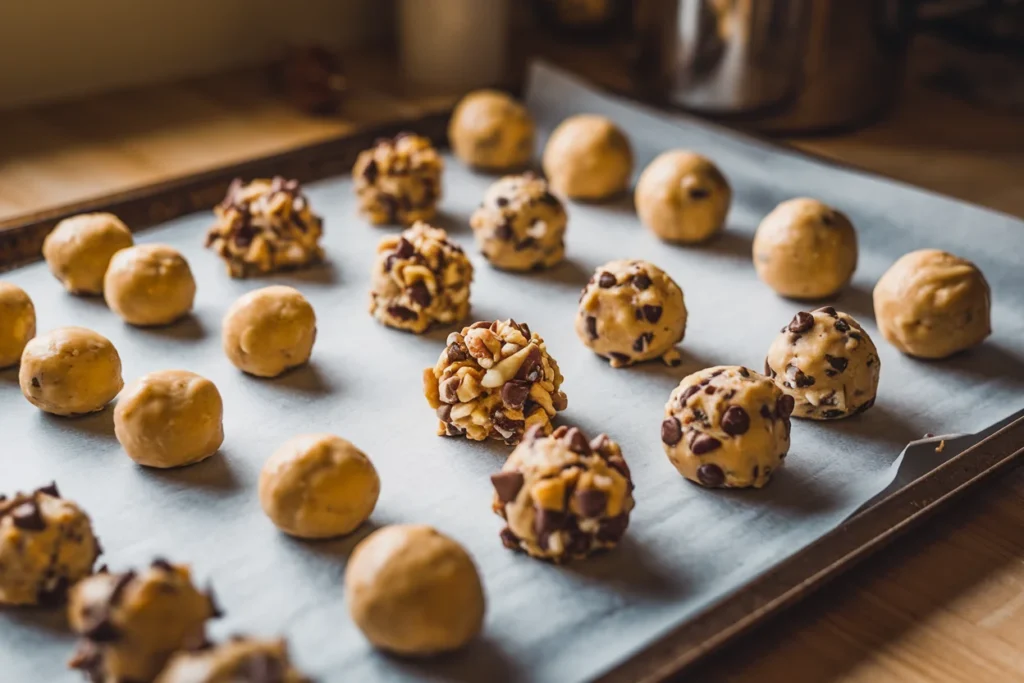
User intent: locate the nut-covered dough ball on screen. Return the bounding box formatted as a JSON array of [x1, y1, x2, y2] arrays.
[[753, 198, 858, 299], [43, 213, 134, 295], [424, 319, 568, 444], [635, 150, 731, 244], [575, 259, 687, 368], [661, 366, 792, 489], [0, 281, 35, 368], [873, 249, 991, 359], [156, 637, 308, 683], [104, 244, 196, 326], [114, 370, 224, 468], [19, 327, 123, 416], [765, 307, 880, 420], [470, 173, 567, 271], [449, 90, 535, 171], [259, 433, 379, 539], [0, 483, 101, 606], [345, 525, 485, 656], [353, 133, 443, 225], [542, 114, 633, 201], [222, 286, 316, 378], [369, 221, 473, 333]]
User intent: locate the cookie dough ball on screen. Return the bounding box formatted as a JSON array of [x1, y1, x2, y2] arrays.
[[353, 133, 443, 225], [492, 426, 634, 562], [43, 213, 134, 295], [424, 319, 568, 444], [104, 245, 196, 326], [469, 173, 567, 271], [345, 525, 485, 656], [542, 114, 633, 201], [114, 370, 224, 468], [635, 151, 731, 244], [222, 286, 316, 378], [259, 434, 379, 539], [19, 327, 123, 416], [0, 483, 101, 606], [156, 637, 308, 683], [369, 221, 474, 333], [449, 90, 535, 171], [753, 198, 858, 299], [873, 249, 991, 359], [205, 177, 324, 278], [68, 560, 220, 683], [0, 282, 35, 368], [575, 259, 687, 368], [661, 366, 792, 488]]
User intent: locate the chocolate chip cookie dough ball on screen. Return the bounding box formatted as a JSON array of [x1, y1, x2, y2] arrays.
[[345, 525, 485, 656], [662, 366, 792, 489], [753, 198, 858, 299], [0, 483, 101, 606], [353, 133, 443, 225], [542, 114, 633, 201], [42, 213, 134, 295], [223, 286, 316, 378], [19, 327, 123, 416], [424, 319, 568, 444], [873, 249, 991, 359], [635, 151, 731, 244], [369, 221, 473, 333], [104, 245, 196, 327], [0, 282, 35, 368], [575, 259, 687, 368], [469, 173, 567, 271], [449, 90, 535, 171], [156, 637, 308, 683]]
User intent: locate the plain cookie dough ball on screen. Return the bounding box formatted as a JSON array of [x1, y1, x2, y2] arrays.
[[104, 244, 196, 326], [635, 150, 731, 244], [0, 483, 101, 606], [542, 114, 633, 201], [470, 173, 567, 271], [753, 198, 858, 299], [661, 366, 792, 488], [19, 327, 123, 416], [0, 282, 35, 368], [223, 286, 316, 378], [43, 213, 134, 295], [449, 90, 535, 171], [156, 637, 308, 683], [575, 259, 687, 368], [114, 370, 224, 468], [353, 133, 443, 225], [873, 248, 991, 359], [765, 307, 880, 420], [259, 433, 379, 539], [345, 525, 485, 656]]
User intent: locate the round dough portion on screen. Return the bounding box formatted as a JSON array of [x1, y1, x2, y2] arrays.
[[661, 365, 792, 489], [469, 173, 567, 271], [43, 213, 134, 295], [873, 248, 991, 359], [156, 637, 308, 683], [449, 90, 535, 171], [542, 114, 632, 201], [345, 525, 485, 656], [0, 281, 36, 368], [19, 327, 123, 416], [259, 433, 379, 539], [114, 370, 224, 468], [353, 133, 443, 225], [753, 198, 858, 299], [575, 259, 687, 368], [635, 150, 731, 244], [222, 286, 316, 378], [104, 244, 196, 326]]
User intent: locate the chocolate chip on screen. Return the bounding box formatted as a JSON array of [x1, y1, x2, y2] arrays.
[[552, 392, 568, 411], [703, 385, 716, 395], [493, 412, 525, 436], [821, 212, 836, 226], [849, 331, 863, 341], [436, 406, 453, 425], [816, 306, 838, 317], [855, 397, 876, 415], [597, 514, 629, 542], [151, 558, 173, 572], [598, 272, 616, 288], [738, 367, 750, 378], [500, 527, 520, 550], [539, 191, 560, 206], [585, 315, 598, 340], [495, 196, 509, 207], [84, 617, 120, 643], [501, 380, 530, 410], [608, 457, 631, 482], [566, 530, 591, 556], [822, 409, 845, 419], [37, 577, 70, 607], [362, 159, 379, 184], [632, 273, 652, 290], [691, 433, 722, 455], [575, 489, 607, 517], [608, 352, 630, 365], [835, 319, 850, 332], [207, 585, 225, 618], [777, 394, 795, 418], [407, 281, 432, 308], [534, 507, 567, 538], [688, 187, 711, 200], [439, 376, 461, 403], [490, 472, 525, 504], [386, 305, 418, 322], [788, 312, 814, 334], [495, 221, 513, 241], [445, 342, 467, 363], [515, 346, 543, 382], [30, 376, 41, 389], [786, 364, 815, 388], [697, 463, 725, 487], [36, 482, 60, 498], [11, 502, 44, 531], [633, 332, 654, 352], [642, 305, 663, 323], [394, 237, 415, 259], [760, 404, 773, 419], [721, 406, 750, 436], [764, 359, 776, 378], [661, 417, 682, 445], [564, 427, 591, 455], [825, 355, 848, 373]]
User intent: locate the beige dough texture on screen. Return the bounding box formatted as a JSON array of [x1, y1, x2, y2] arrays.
[[492, 425, 634, 562], [469, 173, 568, 271], [542, 114, 633, 201], [662, 365, 792, 489], [0, 483, 101, 606], [0, 281, 36, 368], [765, 307, 880, 420], [222, 286, 316, 378], [156, 637, 308, 683], [68, 560, 220, 683], [345, 524, 485, 656], [752, 198, 858, 299], [448, 89, 535, 171], [104, 244, 196, 326], [19, 327, 123, 416], [575, 259, 687, 368], [43, 213, 134, 295], [259, 433, 380, 539], [114, 370, 225, 469], [353, 133, 443, 226], [635, 150, 732, 244], [873, 248, 991, 359]]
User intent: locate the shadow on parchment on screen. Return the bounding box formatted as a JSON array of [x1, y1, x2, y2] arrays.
[[387, 637, 526, 683], [132, 312, 207, 341], [623, 346, 726, 390], [260, 361, 335, 396], [512, 255, 592, 291], [714, 458, 846, 518], [274, 260, 341, 286], [811, 400, 931, 452], [829, 282, 876, 322], [700, 227, 753, 261], [0, 366, 19, 386], [279, 519, 382, 563], [918, 340, 1024, 386], [561, 535, 685, 601], [141, 451, 240, 493], [432, 207, 472, 235], [42, 405, 116, 440], [0, 605, 69, 636]]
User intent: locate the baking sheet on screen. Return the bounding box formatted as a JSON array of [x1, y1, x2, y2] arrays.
[[2, 61, 1024, 682]]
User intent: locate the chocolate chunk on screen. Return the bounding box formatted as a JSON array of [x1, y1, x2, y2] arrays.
[[752, 465, 760, 479], [407, 281, 432, 307], [490, 472, 525, 504], [633, 332, 654, 352], [608, 457, 632, 483], [776, 394, 795, 418], [552, 392, 568, 411], [501, 380, 530, 410], [11, 502, 44, 531], [721, 406, 750, 436], [533, 507, 567, 538], [788, 312, 814, 334], [834, 319, 850, 332], [680, 385, 700, 403], [598, 272, 616, 288], [816, 306, 838, 317], [738, 367, 750, 378], [632, 273, 652, 290], [849, 331, 863, 341], [31, 377, 40, 388], [495, 221, 513, 241], [109, 571, 136, 605], [515, 346, 543, 382], [764, 359, 776, 378], [564, 427, 591, 455], [394, 237, 415, 259], [151, 558, 173, 572], [703, 385, 716, 395], [493, 412, 526, 435], [825, 355, 848, 373], [445, 342, 467, 363], [439, 376, 460, 403], [36, 482, 60, 498], [596, 514, 629, 542], [854, 397, 876, 415], [566, 530, 591, 556], [444, 422, 465, 436], [207, 585, 225, 618], [760, 404, 773, 419], [37, 577, 70, 607], [688, 187, 711, 200], [84, 617, 120, 643], [822, 409, 845, 419], [690, 433, 722, 455], [608, 352, 630, 365], [495, 196, 509, 208], [386, 305, 418, 322], [362, 159, 379, 184], [539, 191, 560, 206], [499, 527, 520, 550], [821, 212, 836, 226], [642, 305, 663, 323], [696, 463, 725, 487], [575, 489, 607, 518], [661, 417, 682, 445], [786, 364, 815, 388], [585, 315, 598, 340], [436, 404, 453, 423]]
